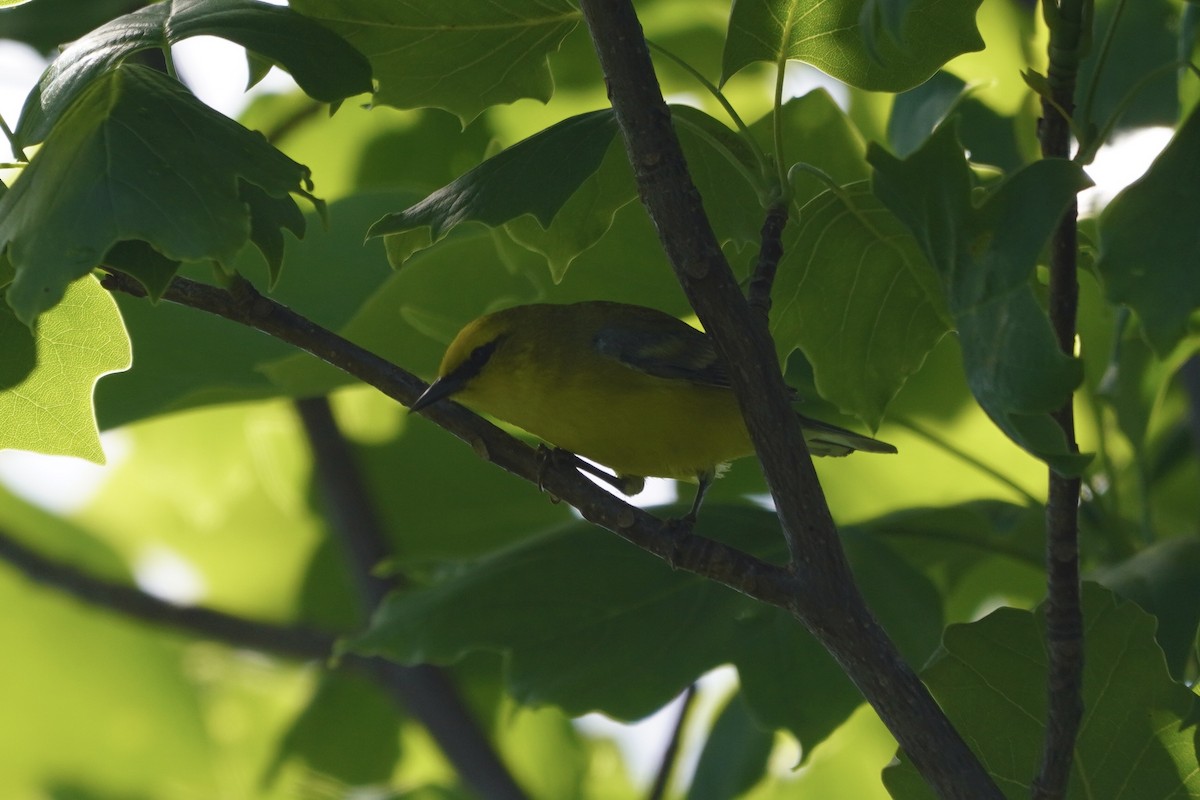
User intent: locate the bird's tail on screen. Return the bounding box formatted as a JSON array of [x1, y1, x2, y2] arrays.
[[797, 414, 897, 457]]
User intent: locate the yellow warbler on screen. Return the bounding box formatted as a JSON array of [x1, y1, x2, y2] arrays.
[[411, 301, 895, 517]]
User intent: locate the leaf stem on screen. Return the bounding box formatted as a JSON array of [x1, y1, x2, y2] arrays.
[[671, 112, 771, 204], [0, 112, 26, 163], [893, 417, 1043, 507], [1078, 0, 1126, 134], [772, 58, 789, 191], [647, 41, 767, 168], [1076, 60, 1200, 164]]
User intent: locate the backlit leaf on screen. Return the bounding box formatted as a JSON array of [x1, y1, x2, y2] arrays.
[[0, 276, 130, 463], [722, 0, 984, 92]]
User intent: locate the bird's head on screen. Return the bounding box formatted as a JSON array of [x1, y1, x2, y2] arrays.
[[409, 312, 511, 413]]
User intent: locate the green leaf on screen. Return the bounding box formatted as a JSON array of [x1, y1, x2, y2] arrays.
[[1076, 0, 1181, 133], [0, 276, 130, 463], [367, 110, 620, 267], [884, 583, 1200, 799], [687, 692, 774, 800], [869, 123, 1091, 473], [1096, 103, 1200, 356], [0, 520, 219, 797], [1092, 536, 1200, 681], [15, 0, 371, 146], [0, 0, 137, 53], [267, 670, 400, 787], [93, 192, 400, 429], [289, 0, 579, 123], [772, 182, 949, 428], [0, 64, 315, 325], [352, 507, 943, 758], [862, 500, 1046, 621], [887, 71, 969, 158], [722, 0, 984, 92], [503, 123, 636, 282]]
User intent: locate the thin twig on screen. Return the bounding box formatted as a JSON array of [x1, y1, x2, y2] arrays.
[[1034, 0, 1087, 797], [647, 685, 698, 800], [0, 524, 334, 659], [747, 202, 788, 318], [295, 397, 529, 800]]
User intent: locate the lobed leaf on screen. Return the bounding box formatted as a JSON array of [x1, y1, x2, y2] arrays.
[[687, 692, 775, 800], [1096, 103, 1200, 356], [0, 64, 316, 325], [772, 182, 949, 429], [0, 276, 130, 463], [15, 0, 372, 146], [290, 0, 579, 122], [367, 110, 620, 267], [352, 506, 943, 759], [1092, 536, 1200, 681], [884, 583, 1200, 799], [721, 0, 984, 92], [869, 123, 1091, 473]]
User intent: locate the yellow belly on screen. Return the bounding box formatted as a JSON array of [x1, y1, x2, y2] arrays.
[[458, 364, 754, 481]]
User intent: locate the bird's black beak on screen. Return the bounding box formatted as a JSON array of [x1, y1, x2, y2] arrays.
[[409, 374, 465, 414], [410, 337, 502, 414]]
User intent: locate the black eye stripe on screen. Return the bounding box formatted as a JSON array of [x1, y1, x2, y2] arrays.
[[451, 335, 503, 382]]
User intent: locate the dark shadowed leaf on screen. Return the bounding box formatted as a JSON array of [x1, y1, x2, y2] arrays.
[[290, 0, 579, 122], [869, 123, 1091, 473], [0, 65, 316, 324], [352, 507, 943, 760], [884, 584, 1200, 799], [687, 691, 774, 800], [367, 111, 620, 267], [1096, 103, 1200, 356], [15, 0, 372, 146], [1092, 536, 1200, 680]]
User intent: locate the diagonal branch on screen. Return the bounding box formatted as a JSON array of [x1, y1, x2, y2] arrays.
[[99, 269, 798, 609], [575, 3, 1000, 798], [295, 396, 528, 800], [0, 523, 333, 658]]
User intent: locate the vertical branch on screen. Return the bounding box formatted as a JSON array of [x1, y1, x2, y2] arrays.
[[576, 4, 1002, 798], [294, 397, 529, 800], [747, 202, 789, 318], [1034, 0, 1088, 797]]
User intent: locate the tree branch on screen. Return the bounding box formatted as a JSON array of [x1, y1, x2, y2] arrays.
[[295, 396, 529, 800], [1, 511, 529, 797], [1034, 1, 1087, 797], [0, 523, 334, 657], [747, 202, 788, 318], [99, 270, 798, 609], [575, 4, 1000, 798], [646, 684, 697, 800]]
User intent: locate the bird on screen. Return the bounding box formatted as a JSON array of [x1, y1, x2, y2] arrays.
[[410, 301, 896, 519]]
